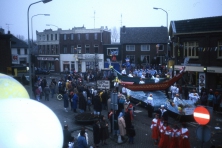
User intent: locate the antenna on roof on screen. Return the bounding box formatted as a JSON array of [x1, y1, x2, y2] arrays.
[[6, 24, 13, 32]]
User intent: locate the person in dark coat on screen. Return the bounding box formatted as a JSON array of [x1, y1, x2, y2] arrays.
[[93, 93, 102, 117], [128, 125, 136, 144], [101, 89, 108, 110], [62, 125, 74, 148], [93, 120, 101, 148], [78, 92, 87, 113], [156, 105, 168, 122], [124, 109, 132, 136], [72, 93, 78, 113], [100, 115, 109, 145]]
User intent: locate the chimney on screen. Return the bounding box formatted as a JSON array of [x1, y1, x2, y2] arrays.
[[122, 26, 126, 33]]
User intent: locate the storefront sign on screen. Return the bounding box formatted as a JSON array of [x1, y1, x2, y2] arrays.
[[37, 57, 54, 61], [12, 54, 18, 63], [199, 72, 206, 92], [97, 80, 110, 90]]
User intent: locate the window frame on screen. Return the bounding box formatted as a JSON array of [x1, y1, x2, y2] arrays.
[[94, 33, 97, 40], [141, 55, 150, 63], [183, 41, 199, 58], [126, 55, 135, 63], [85, 45, 90, 54], [71, 34, 74, 40], [85, 34, 89, 40], [64, 46, 67, 54], [140, 45, 150, 51], [78, 34, 81, 40], [126, 45, 135, 51], [64, 34, 67, 40], [71, 46, 75, 54]]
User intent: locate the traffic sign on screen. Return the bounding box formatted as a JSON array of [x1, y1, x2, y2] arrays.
[[193, 106, 210, 125]]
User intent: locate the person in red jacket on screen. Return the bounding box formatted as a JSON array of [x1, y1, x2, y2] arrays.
[[169, 124, 180, 148], [179, 122, 191, 148], [158, 121, 171, 148], [151, 114, 160, 145]]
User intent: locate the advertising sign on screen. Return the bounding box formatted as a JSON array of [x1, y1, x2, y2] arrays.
[[97, 80, 110, 90], [199, 72, 206, 92]]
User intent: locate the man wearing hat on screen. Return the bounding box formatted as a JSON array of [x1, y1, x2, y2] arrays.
[[146, 94, 154, 118], [156, 105, 168, 122]]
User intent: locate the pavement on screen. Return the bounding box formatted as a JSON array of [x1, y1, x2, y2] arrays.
[[24, 73, 222, 148]]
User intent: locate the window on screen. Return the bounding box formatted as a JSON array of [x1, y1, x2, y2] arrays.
[[25, 49, 27, 54], [158, 44, 164, 51], [55, 34, 57, 40], [85, 45, 90, 54], [43, 35, 45, 40], [183, 42, 199, 58], [71, 34, 74, 40], [126, 45, 135, 51], [107, 48, 119, 56], [218, 41, 222, 59], [141, 55, 150, 63], [39, 35, 41, 41], [85, 34, 89, 40], [126, 55, 135, 63], [51, 34, 53, 40], [17, 48, 20, 55], [141, 45, 150, 51], [71, 46, 75, 54], [47, 34, 49, 41], [71, 61, 75, 71], [77, 45, 81, 53], [94, 33, 97, 40], [64, 46, 67, 53], [64, 34, 67, 40], [78, 34, 81, 40], [94, 45, 99, 53]]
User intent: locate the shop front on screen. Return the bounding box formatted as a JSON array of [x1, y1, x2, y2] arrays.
[[174, 65, 205, 93], [37, 56, 60, 73]]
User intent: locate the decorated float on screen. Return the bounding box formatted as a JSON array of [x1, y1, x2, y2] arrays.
[[120, 57, 196, 122]]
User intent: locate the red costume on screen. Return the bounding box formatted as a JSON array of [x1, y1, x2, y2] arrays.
[[158, 121, 164, 138], [151, 118, 160, 140], [169, 128, 180, 148], [158, 125, 171, 148], [179, 128, 191, 148]]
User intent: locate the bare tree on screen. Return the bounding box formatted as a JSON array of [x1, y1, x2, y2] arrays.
[[111, 27, 119, 43]]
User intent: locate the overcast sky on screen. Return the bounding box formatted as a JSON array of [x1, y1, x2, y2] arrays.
[[0, 0, 222, 40]]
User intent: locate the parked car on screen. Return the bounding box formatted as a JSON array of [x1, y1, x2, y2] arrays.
[[35, 67, 50, 75]]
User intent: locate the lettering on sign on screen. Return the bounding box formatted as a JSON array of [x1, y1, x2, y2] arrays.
[[97, 80, 110, 90]]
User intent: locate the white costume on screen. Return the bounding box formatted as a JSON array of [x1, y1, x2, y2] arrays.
[[139, 80, 145, 84], [121, 69, 126, 75], [146, 96, 154, 106], [128, 73, 133, 77], [189, 93, 200, 103], [170, 85, 179, 99]]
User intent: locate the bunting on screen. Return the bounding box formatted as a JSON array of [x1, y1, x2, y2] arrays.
[[180, 46, 222, 52]]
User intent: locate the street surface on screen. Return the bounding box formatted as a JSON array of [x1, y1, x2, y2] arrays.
[[24, 73, 222, 148]]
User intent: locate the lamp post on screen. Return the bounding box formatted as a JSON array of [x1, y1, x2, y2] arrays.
[[31, 14, 50, 44], [153, 7, 168, 29], [27, 0, 52, 95], [46, 24, 59, 29]]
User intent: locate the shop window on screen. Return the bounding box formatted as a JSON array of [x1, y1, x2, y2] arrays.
[[183, 42, 199, 58]]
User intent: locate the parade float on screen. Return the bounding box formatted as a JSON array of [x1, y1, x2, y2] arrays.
[[121, 57, 196, 122]]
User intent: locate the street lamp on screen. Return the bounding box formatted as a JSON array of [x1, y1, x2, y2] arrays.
[[27, 0, 52, 94], [46, 24, 59, 29], [153, 7, 168, 29], [31, 14, 50, 44]]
